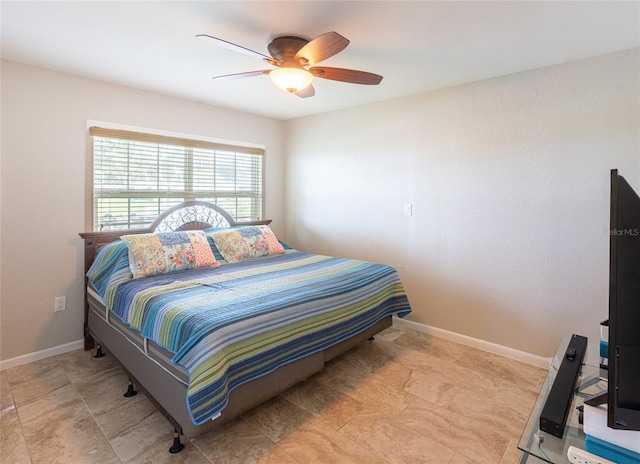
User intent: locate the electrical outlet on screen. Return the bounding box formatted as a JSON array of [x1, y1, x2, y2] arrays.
[[567, 446, 615, 464], [54, 296, 66, 312]]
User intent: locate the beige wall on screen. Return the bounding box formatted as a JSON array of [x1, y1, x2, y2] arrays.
[[2, 49, 639, 363], [284, 49, 640, 357], [0, 60, 286, 361]]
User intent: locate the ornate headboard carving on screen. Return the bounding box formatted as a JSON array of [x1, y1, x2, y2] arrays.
[[150, 201, 236, 232]]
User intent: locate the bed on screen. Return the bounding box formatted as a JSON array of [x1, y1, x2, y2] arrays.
[[79, 201, 411, 452]]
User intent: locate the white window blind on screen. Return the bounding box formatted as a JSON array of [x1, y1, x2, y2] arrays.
[[90, 127, 263, 231]]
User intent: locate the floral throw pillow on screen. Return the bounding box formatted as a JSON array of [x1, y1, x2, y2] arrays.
[[209, 225, 285, 263], [120, 230, 219, 278]]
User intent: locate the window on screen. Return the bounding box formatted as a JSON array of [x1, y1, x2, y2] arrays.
[[90, 127, 263, 231]]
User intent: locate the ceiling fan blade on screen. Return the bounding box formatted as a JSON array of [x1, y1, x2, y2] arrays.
[[309, 67, 383, 85], [212, 70, 271, 80], [294, 31, 349, 66], [197, 34, 274, 62], [295, 84, 315, 98]]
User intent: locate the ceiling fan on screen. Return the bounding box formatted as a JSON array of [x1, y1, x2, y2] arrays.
[[196, 31, 383, 98]]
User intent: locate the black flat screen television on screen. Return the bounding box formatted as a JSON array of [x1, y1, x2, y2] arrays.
[[607, 168, 640, 431]]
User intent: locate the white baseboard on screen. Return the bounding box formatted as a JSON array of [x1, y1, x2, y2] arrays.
[[1, 320, 550, 372], [393, 317, 550, 369], [0, 339, 85, 371]]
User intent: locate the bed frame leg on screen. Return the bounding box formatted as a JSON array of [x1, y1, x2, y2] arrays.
[[169, 430, 185, 454], [94, 344, 105, 358], [123, 379, 137, 398]]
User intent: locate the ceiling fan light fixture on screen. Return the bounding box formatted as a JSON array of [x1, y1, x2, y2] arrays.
[[269, 67, 313, 93]]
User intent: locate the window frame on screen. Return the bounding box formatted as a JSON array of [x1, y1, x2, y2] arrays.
[[87, 123, 265, 232]]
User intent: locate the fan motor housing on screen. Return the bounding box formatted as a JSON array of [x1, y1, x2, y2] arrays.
[[267, 36, 309, 64]]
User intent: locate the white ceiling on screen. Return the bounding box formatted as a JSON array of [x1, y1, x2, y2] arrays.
[[2, 1, 639, 120]]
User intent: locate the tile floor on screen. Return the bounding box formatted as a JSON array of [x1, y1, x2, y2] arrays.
[[0, 325, 545, 464]]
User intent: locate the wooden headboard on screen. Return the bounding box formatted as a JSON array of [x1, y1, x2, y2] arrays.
[[79, 201, 271, 349]]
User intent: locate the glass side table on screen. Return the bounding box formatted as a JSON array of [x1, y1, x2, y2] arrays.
[[518, 335, 607, 463]]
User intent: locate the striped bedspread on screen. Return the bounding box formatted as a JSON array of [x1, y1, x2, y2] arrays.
[[88, 242, 411, 425]]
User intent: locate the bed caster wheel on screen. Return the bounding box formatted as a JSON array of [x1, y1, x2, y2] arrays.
[[123, 380, 137, 398], [169, 432, 184, 454]]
